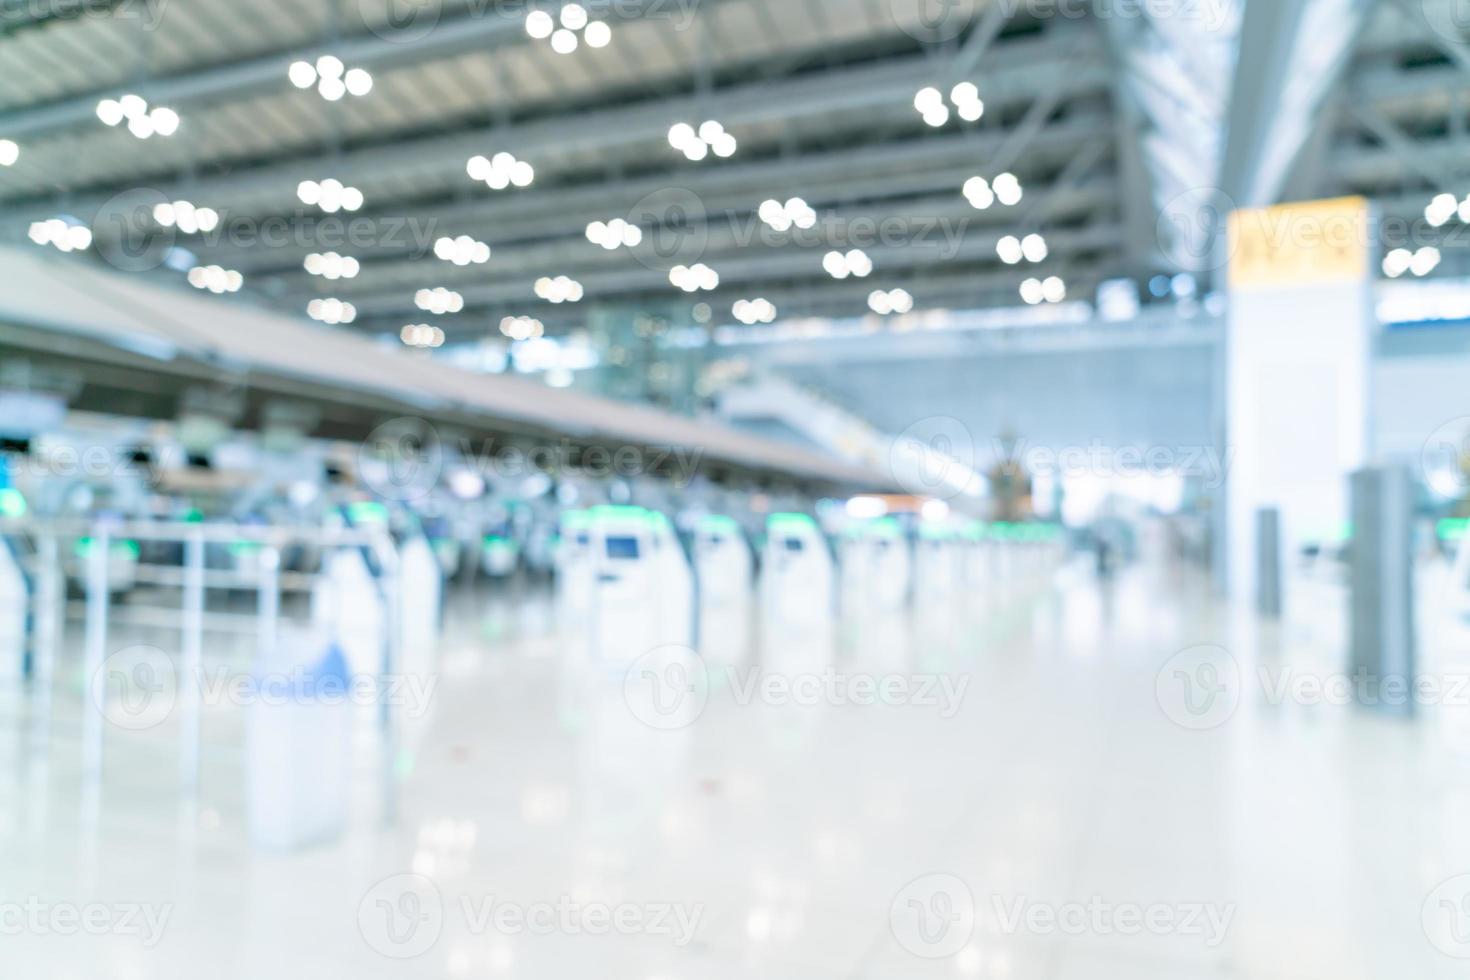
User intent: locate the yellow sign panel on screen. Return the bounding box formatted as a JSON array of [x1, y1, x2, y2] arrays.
[[1228, 196, 1371, 290]]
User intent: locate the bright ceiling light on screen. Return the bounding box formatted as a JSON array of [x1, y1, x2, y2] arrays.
[[415, 287, 465, 315], [345, 68, 374, 97], [187, 264, 244, 294], [288, 60, 317, 88], [466, 151, 533, 191], [153, 199, 219, 234], [316, 55, 344, 79], [560, 3, 588, 30], [669, 263, 719, 293], [915, 81, 982, 127], [526, 10, 554, 38], [586, 218, 642, 250], [1020, 278, 1045, 305], [867, 288, 912, 316], [1382, 248, 1412, 278], [308, 298, 357, 325], [1041, 276, 1066, 303], [535, 275, 585, 304], [28, 217, 91, 253], [963, 176, 995, 210], [0, 139, 17, 167], [993, 172, 1023, 206], [733, 298, 778, 325], [150, 106, 180, 136], [1021, 233, 1049, 263], [584, 20, 612, 47], [824, 249, 873, 279], [106, 93, 175, 140], [500, 315, 545, 341], [758, 197, 817, 232], [669, 119, 736, 162], [401, 324, 446, 349], [1409, 245, 1442, 277], [303, 251, 361, 280], [434, 235, 491, 265], [530, 6, 609, 53], [95, 99, 124, 126], [298, 177, 364, 213]]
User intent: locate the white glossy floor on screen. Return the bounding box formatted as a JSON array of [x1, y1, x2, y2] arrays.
[[5, 560, 1470, 979]]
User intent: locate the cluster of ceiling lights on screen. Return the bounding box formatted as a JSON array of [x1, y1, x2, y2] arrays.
[[997, 233, 1048, 265], [307, 298, 357, 324], [416, 287, 465, 314], [586, 218, 643, 250], [0, 139, 17, 166], [1020, 276, 1067, 305], [914, 82, 984, 127], [288, 56, 373, 101], [669, 263, 720, 292], [187, 265, 244, 294], [534, 275, 584, 303], [96, 95, 179, 139], [401, 324, 445, 348], [434, 235, 492, 265], [297, 178, 364, 213], [964, 175, 1023, 213], [27, 218, 92, 252], [823, 248, 874, 279], [733, 298, 778, 324], [1424, 194, 1470, 228], [758, 198, 818, 232], [467, 152, 535, 191], [1383, 246, 1441, 278], [963, 173, 1023, 210], [501, 315, 546, 341], [153, 200, 220, 234], [668, 121, 737, 162], [304, 251, 360, 279], [868, 288, 914, 315], [526, 4, 611, 53]]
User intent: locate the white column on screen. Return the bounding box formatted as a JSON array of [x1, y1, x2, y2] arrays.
[[1226, 196, 1374, 603]]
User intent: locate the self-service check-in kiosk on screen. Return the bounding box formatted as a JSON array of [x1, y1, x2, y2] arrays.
[[0, 488, 31, 683], [555, 510, 596, 639], [913, 523, 963, 605], [650, 510, 695, 648], [694, 514, 753, 667], [761, 512, 835, 666], [311, 503, 388, 679], [587, 506, 661, 665], [397, 531, 443, 681], [960, 521, 991, 593], [840, 517, 910, 621]]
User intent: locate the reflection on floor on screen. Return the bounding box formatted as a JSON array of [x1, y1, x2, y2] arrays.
[[4, 560, 1470, 979]]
